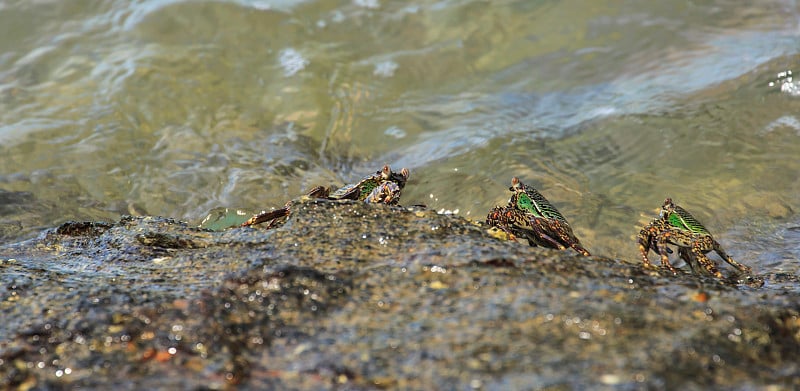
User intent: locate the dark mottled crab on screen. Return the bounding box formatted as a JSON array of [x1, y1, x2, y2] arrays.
[[638, 198, 752, 278], [486, 177, 590, 256], [241, 164, 409, 228]]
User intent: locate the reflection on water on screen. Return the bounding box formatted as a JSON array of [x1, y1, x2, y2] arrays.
[[0, 0, 799, 285]]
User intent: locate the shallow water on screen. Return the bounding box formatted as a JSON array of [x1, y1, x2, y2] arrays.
[[1, 0, 799, 280]]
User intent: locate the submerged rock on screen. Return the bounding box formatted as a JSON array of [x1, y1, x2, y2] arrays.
[[1, 199, 798, 389]]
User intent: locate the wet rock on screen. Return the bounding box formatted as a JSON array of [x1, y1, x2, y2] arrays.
[[0, 199, 798, 389], [54, 221, 113, 237]]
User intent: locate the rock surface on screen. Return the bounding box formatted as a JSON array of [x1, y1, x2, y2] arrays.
[[1, 199, 798, 389]]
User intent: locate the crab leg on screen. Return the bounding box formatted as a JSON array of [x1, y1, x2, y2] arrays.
[[677, 247, 700, 274], [241, 186, 330, 228], [637, 228, 655, 268], [568, 243, 591, 257], [654, 234, 679, 274], [242, 207, 290, 227], [529, 221, 567, 250], [712, 242, 752, 274]]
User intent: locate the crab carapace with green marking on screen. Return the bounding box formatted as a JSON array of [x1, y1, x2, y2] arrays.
[[241, 164, 409, 228], [637, 198, 752, 278], [486, 177, 590, 256]]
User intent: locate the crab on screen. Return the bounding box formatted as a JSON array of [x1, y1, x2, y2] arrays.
[[241, 164, 409, 228], [638, 198, 752, 278], [486, 177, 590, 256]]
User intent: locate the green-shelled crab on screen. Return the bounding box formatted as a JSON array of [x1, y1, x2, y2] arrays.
[[486, 177, 590, 256], [638, 198, 752, 278], [242, 164, 409, 228]]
